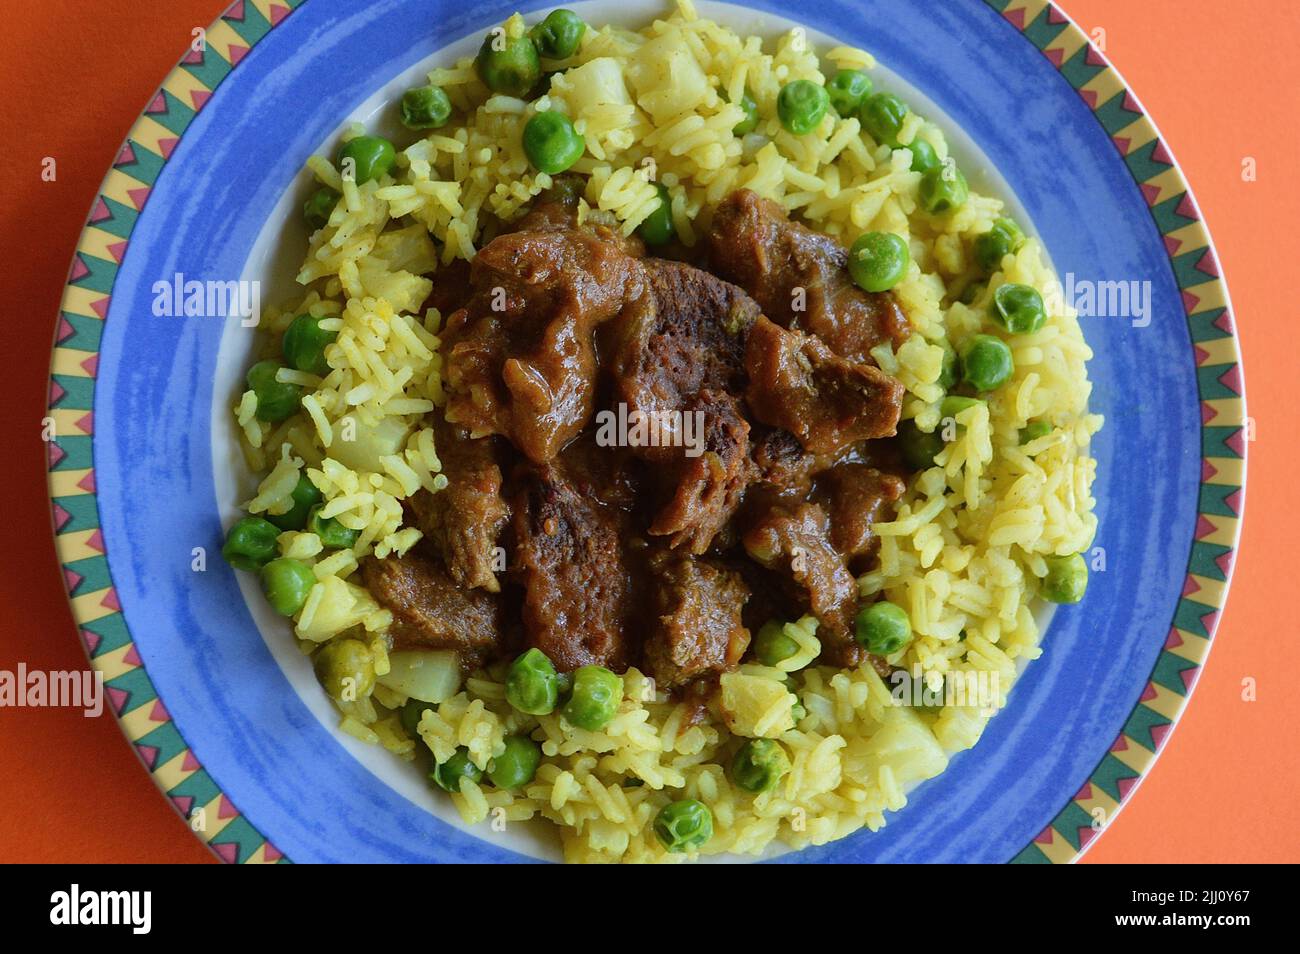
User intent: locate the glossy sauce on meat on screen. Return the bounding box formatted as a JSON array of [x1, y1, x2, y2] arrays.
[[643, 550, 750, 688], [708, 189, 910, 363], [361, 549, 506, 667], [813, 463, 905, 574], [441, 224, 643, 462], [511, 460, 637, 672], [406, 416, 509, 592], [364, 188, 913, 687], [741, 500, 863, 666], [745, 316, 904, 454]]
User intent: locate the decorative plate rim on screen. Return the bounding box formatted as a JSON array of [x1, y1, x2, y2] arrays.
[[988, 0, 1246, 861], [44, 0, 1246, 865]]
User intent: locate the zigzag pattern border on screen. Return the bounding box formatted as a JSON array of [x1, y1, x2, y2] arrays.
[[982, 0, 1245, 865], [47, 0, 302, 865]]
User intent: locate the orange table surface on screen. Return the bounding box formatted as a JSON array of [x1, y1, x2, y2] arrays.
[[1, 0, 1295, 864]]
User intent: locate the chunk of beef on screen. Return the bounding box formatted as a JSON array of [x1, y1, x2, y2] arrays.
[[361, 550, 504, 666], [647, 390, 756, 554], [441, 226, 642, 462], [606, 259, 759, 462], [741, 500, 862, 666], [555, 429, 645, 512], [511, 463, 634, 672], [603, 259, 762, 551], [751, 427, 816, 490], [812, 463, 906, 572], [643, 551, 751, 688], [749, 426, 861, 501], [419, 258, 473, 318], [745, 316, 904, 456], [406, 418, 508, 592], [708, 189, 910, 363]]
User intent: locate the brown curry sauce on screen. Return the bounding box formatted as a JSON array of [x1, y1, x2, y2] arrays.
[[361, 181, 910, 695]]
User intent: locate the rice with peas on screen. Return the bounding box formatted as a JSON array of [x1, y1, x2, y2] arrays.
[[235, 0, 1101, 862]]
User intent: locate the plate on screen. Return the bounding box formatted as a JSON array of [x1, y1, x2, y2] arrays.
[[47, 0, 1245, 863]]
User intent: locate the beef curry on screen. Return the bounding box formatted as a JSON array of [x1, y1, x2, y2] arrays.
[[360, 182, 911, 696]]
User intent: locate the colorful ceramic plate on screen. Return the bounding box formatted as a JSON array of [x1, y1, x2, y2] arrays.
[[47, 0, 1245, 863]]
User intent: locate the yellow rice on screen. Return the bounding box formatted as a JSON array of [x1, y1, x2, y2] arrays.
[[236, 0, 1102, 862]]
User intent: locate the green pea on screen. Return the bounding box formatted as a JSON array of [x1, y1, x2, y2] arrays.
[[854, 600, 913, 656], [487, 735, 542, 790], [730, 88, 759, 135], [653, 799, 713, 853], [337, 135, 396, 184], [529, 9, 586, 59], [430, 747, 483, 793], [1042, 553, 1088, 604], [940, 395, 983, 420], [522, 110, 585, 174], [265, 474, 324, 532], [919, 162, 969, 214], [991, 282, 1046, 335], [506, 648, 559, 715], [307, 505, 359, 550], [562, 665, 623, 731], [731, 739, 791, 794], [974, 217, 1025, 272], [474, 30, 541, 97], [960, 334, 1015, 392], [400, 698, 432, 737], [221, 516, 280, 571], [937, 339, 958, 391], [261, 558, 317, 617], [636, 183, 674, 246], [246, 360, 301, 423], [847, 231, 910, 293], [302, 187, 339, 232], [752, 621, 799, 668], [281, 313, 337, 377], [859, 92, 908, 148], [827, 69, 873, 117], [1019, 421, 1053, 446], [314, 638, 375, 702], [777, 79, 829, 135], [400, 85, 452, 130], [555, 671, 574, 697], [908, 138, 940, 174], [974, 229, 1012, 273], [897, 419, 946, 470]]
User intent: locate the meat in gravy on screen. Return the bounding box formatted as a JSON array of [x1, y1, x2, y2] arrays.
[[363, 185, 912, 694]]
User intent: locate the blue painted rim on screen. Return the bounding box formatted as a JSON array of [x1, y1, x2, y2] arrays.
[[84, 0, 1217, 862]]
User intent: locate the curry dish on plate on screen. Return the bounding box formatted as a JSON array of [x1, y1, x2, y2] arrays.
[[222, 1, 1102, 862]]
